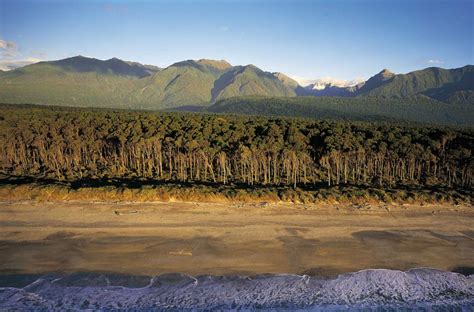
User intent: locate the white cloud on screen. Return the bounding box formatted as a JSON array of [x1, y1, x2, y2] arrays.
[[0, 57, 43, 71], [0, 39, 16, 50], [427, 59, 444, 64], [0, 39, 46, 71], [219, 26, 229, 32], [288, 75, 316, 87], [0, 39, 19, 58]]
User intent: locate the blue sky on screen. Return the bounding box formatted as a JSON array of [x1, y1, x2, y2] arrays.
[[0, 0, 472, 81]]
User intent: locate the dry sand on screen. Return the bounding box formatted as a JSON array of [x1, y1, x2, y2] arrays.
[[0, 200, 472, 276]]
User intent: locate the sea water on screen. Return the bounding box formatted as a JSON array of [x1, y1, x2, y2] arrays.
[[0, 268, 472, 311]]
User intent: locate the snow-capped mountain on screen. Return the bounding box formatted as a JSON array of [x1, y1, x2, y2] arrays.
[[290, 76, 365, 89]]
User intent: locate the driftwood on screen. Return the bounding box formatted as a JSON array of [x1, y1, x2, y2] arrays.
[[114, 210, 139, 216]]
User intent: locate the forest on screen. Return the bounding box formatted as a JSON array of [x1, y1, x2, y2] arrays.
[[206, 96, 474, 127], [0, 104, 472, 196]]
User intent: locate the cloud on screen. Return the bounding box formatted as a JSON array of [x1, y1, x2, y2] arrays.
[[0, 39, 46, 71], [0, 39, 19, 58], [427, 59, 444, 64], [218, 26, 230, 32], [0, 39, 16, 50], [288, 75, 316, 87], [0, 57, 43, 71]]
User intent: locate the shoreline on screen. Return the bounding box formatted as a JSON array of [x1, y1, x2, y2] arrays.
[[0, 267, 471, 287]]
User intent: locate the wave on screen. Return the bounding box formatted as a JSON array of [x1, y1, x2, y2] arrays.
[[0, 268, 473, 311]]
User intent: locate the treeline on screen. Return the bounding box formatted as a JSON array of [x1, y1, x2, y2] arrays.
[[0, 105, 472, 189]]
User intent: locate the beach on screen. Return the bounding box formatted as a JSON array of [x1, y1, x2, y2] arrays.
[[0, 200, 472, 277]]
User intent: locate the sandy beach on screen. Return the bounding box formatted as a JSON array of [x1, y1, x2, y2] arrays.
[[0, 200, 472, 276]]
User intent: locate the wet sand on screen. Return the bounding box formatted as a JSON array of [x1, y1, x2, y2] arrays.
[[0, 200, 472, 276]]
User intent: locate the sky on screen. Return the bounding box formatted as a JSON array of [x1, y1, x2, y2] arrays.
[[0, 0, 473, 82]]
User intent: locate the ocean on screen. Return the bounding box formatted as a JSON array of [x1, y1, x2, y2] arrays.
[[0, 268, 472, 311]]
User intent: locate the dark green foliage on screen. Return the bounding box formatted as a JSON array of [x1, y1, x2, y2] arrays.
[[359, 65, 474, 104], [207, 96, 474, 126], [210, 65, 296, 102], [0, 104, 472, 191]]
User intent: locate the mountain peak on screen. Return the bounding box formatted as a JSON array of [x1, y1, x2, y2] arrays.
[[55, 55, 99, 65], [197, 59, 232, 70], [377, 69, 395, 79], [272, 72, 292, 80], [273, 72, 299, 87], [70, 55, 93, 60], [169, 59, 232, 72], [43, 55, 159, 78]]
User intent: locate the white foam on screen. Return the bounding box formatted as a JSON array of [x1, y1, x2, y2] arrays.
[[0, 268, 472, 310]]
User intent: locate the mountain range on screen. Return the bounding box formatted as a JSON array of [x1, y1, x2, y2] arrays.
[[0, 56, 472, 110], [303, 67, 474, 105]]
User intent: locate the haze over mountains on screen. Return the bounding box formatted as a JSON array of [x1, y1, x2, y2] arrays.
[[0, 56, 472, 112]]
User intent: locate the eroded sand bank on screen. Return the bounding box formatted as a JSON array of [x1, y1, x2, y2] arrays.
[[0, 201, 472, 276]]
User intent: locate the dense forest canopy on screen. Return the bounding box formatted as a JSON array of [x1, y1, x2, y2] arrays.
[[206, 96, 474, 126], [0, 104, 472, 190]]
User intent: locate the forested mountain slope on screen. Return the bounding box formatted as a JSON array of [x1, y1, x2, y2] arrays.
[[304, 66, 474, 105], [211, 65, 297, 102], [207, 96, 474, 126], [0, 57, 145, 108], [51, 55, 161, 78], [360, 66, 474, 104], [0, 56, 298, 109], [355, 69, 394, 95], [0, 56, 163, 108], [0, 56, 472, 109], [125, 59, 227, 109]]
